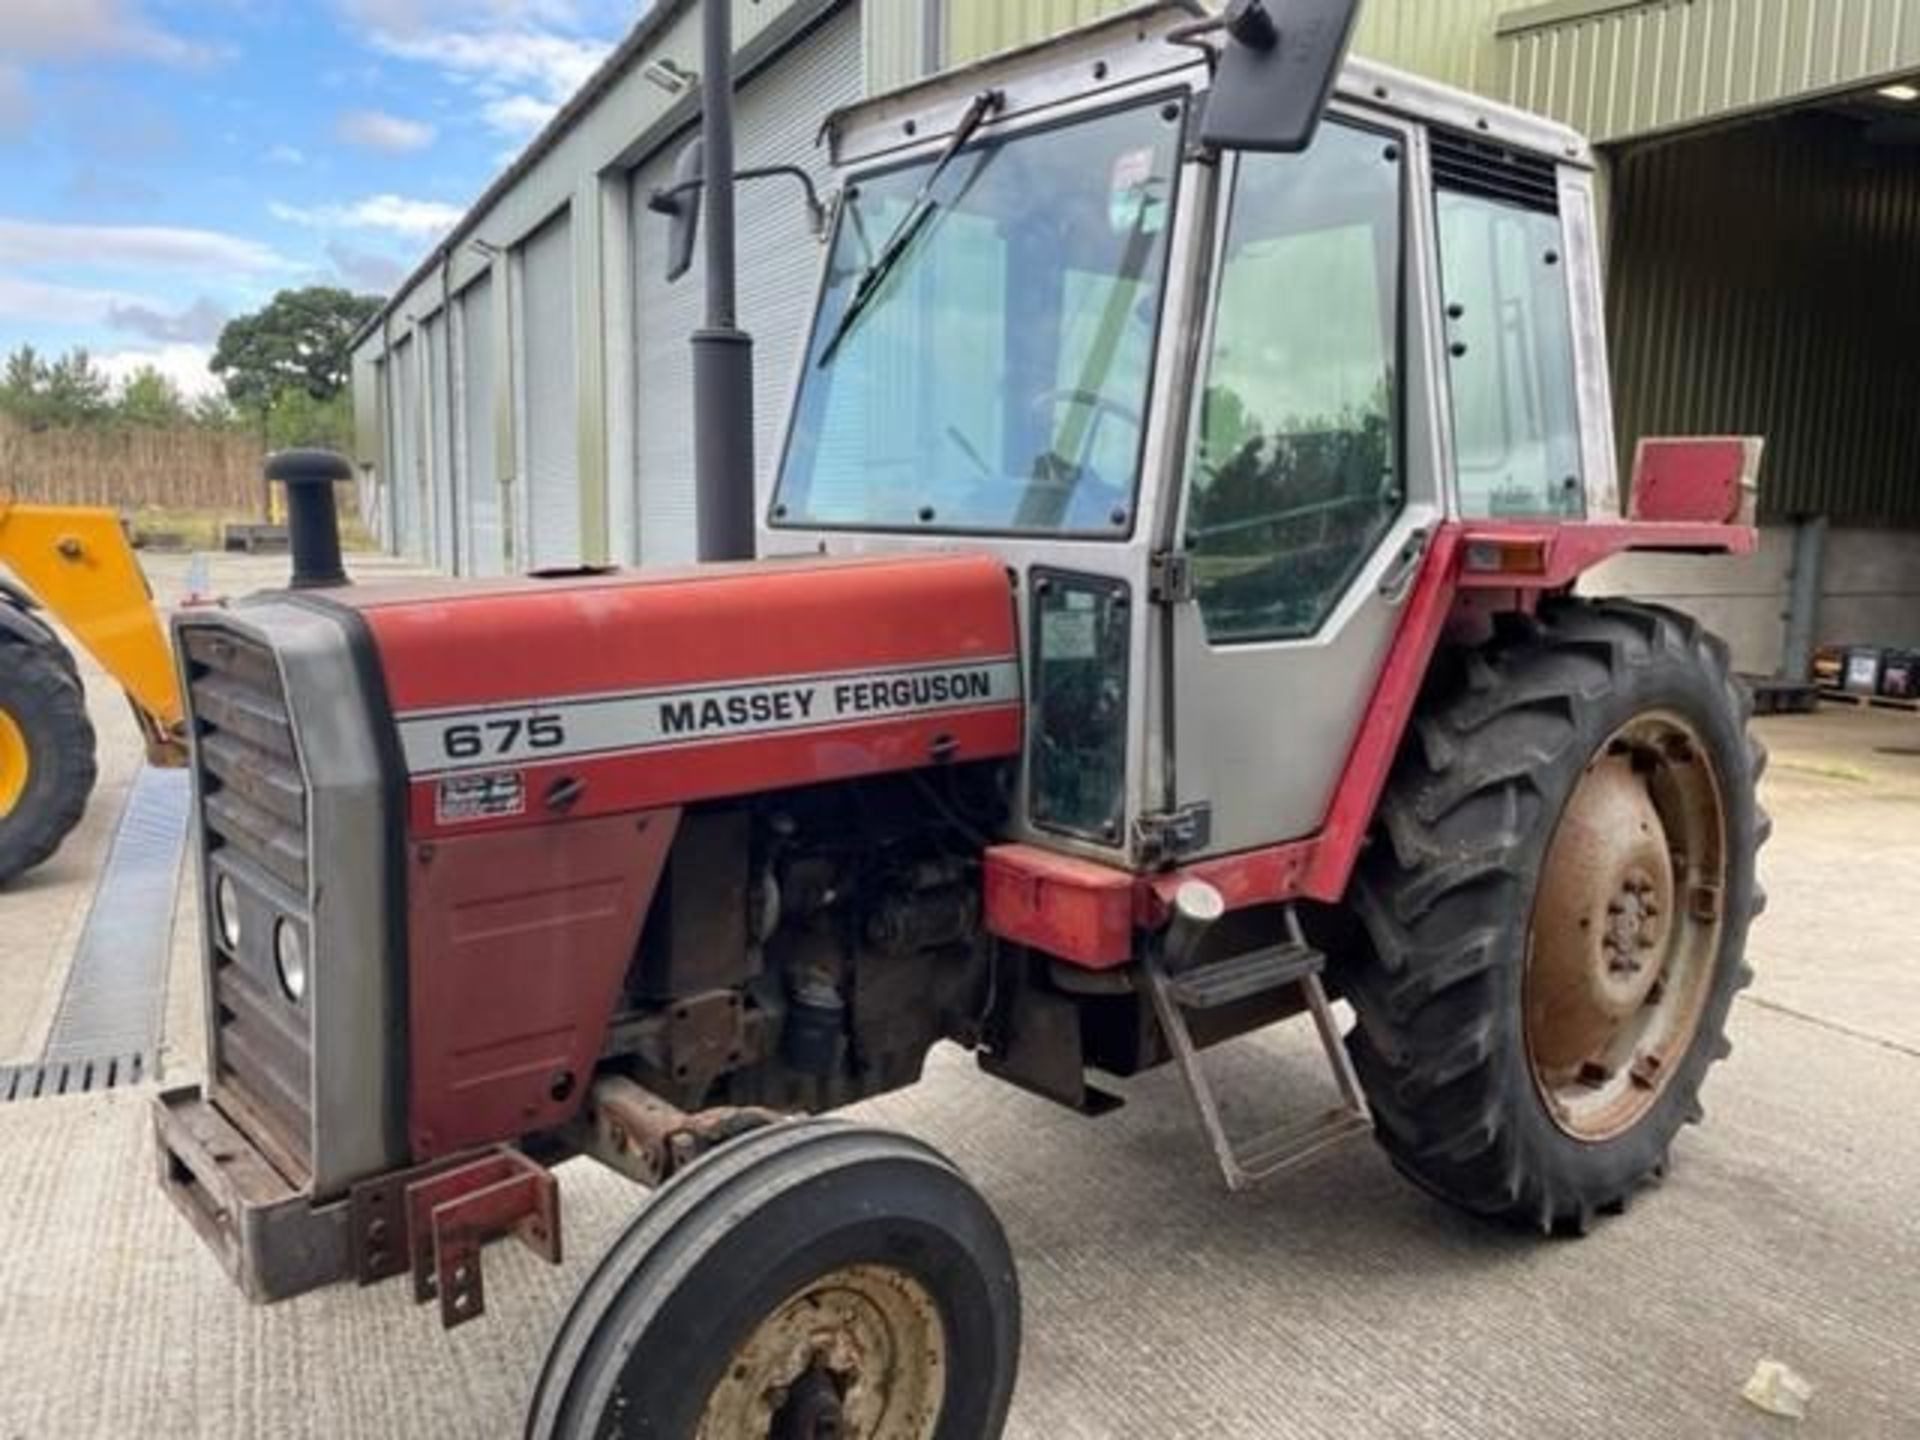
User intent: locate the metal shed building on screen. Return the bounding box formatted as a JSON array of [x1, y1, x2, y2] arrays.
[[355, 0, 1920, 677]]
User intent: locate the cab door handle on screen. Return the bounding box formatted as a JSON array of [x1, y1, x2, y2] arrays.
[[1379, 528, 1430, 606]]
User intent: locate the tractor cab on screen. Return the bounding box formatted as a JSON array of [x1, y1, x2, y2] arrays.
[[754, 1, 1616, 870]]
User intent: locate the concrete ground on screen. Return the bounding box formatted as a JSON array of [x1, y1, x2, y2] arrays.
[[2, 552, 1917, 1438]]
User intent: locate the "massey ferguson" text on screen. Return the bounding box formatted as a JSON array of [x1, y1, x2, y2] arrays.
[[658, 667, 996, 737]]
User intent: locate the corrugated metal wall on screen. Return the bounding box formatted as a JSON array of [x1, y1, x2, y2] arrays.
[[1502, 0, 1920, 143], [865, 0, 1506, 91], [1608, 110, 1920, 523]]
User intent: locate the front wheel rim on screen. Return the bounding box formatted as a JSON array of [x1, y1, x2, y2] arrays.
[[1526, 711, 1729, 1141], [0, 707, 30, 819], [696, 1263, 947, 1440]]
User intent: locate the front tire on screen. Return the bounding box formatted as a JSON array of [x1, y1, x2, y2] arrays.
[[1341, 599, 1766, 1233], [526, 1119, 1021, 1440], [0, 636, 98, 886]]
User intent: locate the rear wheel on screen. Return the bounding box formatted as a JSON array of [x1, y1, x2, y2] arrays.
[[0, 637, 97, 885], [1342, 600, 1767, 1233], [526, 1119, 1021, 1440]]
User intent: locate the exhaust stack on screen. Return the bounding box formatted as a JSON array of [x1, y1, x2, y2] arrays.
[[266, 448, 352, 589], [692, 0, 756, 564]]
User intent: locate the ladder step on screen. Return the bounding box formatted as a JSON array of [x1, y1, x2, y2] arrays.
[[1165, 941, 1324, 1011], [1143, 925, 1372, 1193], [1232, 1110, 1376, 1181]]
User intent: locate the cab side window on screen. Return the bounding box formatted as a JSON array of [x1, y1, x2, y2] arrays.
[[1432, 134, 1584, 518], [1185, 121, 1404, 645]]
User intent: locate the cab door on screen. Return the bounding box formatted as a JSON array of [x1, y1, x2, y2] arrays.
[[1161, 109, 1446, 858]]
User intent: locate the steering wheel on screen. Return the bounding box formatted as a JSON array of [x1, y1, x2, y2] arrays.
[[1021, 387, 1144, 527], [1030, 387, 1143, 475]]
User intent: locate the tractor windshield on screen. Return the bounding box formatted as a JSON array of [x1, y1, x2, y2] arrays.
[[772, 99, 1184, 537]]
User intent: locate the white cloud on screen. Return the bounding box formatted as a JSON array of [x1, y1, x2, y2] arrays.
[[0, 272, 132, 325], [0, 0, 223, 68], [269, 194, 463, 239], [481, 92, 557, 139], [368, 28, 609, 102], [0, 217, 288, 272], [331, 0, 621, 160], [96, 343, 221, 400], [335, 108, 435, 152], [266, 143, 306, 166]]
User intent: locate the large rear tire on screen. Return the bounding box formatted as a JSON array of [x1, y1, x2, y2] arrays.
[[1341, 599, 1767, 1233], [526, 1118, 1021, 1440], [0, 636, 98, 886]]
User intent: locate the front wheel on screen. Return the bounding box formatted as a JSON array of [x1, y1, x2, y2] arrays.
[[0, 636, 98, 886], [526, 1119, 1021, 1440], [1341, 600, 1767, 1234]]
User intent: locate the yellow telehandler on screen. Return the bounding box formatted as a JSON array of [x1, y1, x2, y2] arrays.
[[0, 500, 185, 885]]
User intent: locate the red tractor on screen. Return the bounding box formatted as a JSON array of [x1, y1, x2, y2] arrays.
[[155, 3, 1767, 1435]]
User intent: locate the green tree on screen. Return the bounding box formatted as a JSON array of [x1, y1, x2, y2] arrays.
[[264, 387, 354, 452], [117, 366, 189, 428], [1, 344, 45, 411], [190, 391, 243, 430], [34, 349, 113, 425], [210, 286, 382, 413]]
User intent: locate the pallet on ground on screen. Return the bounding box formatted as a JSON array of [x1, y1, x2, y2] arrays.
[[1818, 688, 1920, 714]]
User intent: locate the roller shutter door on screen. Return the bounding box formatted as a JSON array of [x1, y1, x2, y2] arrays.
[[455, 275, 503, 576], [518, 210, 580, 570], [424, 310, 455, 570], [631, 2, 861, 565], [389, 333, 423, 559]]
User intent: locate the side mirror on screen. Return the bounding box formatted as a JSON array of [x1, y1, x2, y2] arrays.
[[646, 139, 830, 283], [646, 136, 706, 282], [1198, 0, 1362, 154]]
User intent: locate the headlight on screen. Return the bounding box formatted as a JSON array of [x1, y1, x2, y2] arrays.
[[275, 919, 308, 1004], [214, 873, 242, 952]]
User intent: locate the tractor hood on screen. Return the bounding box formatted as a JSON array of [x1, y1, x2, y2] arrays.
[[317, 551, 1023, 837]]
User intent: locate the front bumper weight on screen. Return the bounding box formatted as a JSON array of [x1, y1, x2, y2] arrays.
[[152, 1084, 351, 1303]]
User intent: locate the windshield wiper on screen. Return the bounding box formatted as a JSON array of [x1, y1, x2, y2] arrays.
[[816, 87, 1005, 368]]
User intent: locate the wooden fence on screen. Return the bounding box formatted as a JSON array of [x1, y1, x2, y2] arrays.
[[0, 416, 266, 514]]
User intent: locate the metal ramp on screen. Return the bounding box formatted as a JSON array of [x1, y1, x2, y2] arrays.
[[1143, 904, 1371, 1192], [1, 765, 189, 1104]]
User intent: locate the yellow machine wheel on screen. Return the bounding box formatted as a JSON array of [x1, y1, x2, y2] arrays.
[[0, 705, 29, 819], [0, 637, 98, 885]]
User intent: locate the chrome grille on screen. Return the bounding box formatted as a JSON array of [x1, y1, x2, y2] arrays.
[[181, 625, 313, 1180]]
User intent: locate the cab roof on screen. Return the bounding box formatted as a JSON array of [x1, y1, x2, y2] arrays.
[[824, 1, 1591, 173]]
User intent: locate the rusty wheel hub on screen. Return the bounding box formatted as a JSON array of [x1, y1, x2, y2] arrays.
[[1527, 713, 1727, 1140], [696, 1264, 946, 1440]]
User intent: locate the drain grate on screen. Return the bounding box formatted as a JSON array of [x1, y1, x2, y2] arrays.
[[2, 765, 192, 1104], [0, 1052, 148, 1103]]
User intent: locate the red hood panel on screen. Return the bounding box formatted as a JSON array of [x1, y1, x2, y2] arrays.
[[344, 552, 1023, 835]]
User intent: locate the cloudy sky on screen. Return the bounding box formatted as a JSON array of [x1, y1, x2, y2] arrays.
[[0, 0, 639, 397]]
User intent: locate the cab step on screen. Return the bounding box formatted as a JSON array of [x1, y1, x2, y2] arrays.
[[1143, 908, 1371, 1193], [1163, 939, 1324, 1011]]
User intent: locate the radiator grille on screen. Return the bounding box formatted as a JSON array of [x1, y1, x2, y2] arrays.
[[181, 626, 313, 1181]]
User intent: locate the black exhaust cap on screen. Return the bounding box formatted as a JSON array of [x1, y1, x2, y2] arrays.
[[266, 448, 352, 589]]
